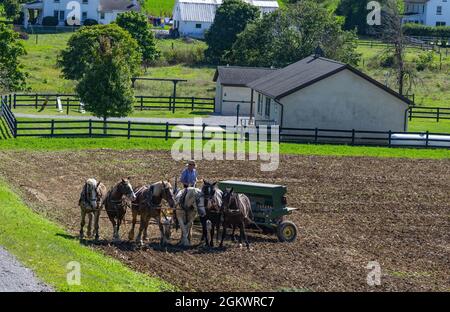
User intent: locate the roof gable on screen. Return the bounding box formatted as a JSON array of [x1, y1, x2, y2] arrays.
[[213, 66, 277, 86], [247, 56, 412, 104]]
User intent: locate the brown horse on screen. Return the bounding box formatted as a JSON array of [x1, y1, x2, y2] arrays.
[[78, 178, 107, 241], [201, 180, 223, 247], [128, 181, 176, 246], [104, 178, 136, 241], [220, 188, 254, 249]]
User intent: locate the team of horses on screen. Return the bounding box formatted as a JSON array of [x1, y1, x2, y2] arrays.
[[78, 178, 254, 249]]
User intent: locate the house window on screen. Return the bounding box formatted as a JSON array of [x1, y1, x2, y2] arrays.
[[59, 11, 65, 21], [195, 23, 201, 29], [437, 6, 442, 15], [53, 10, 58, 19], [257, 94, 263, 114], [54, 0, 60, 3], [265, 98, 271, 117], [82, 12, 87, 21], [82, 0, 88, 3], [436, 21, 446, 26], [100, 12, 105, 20]]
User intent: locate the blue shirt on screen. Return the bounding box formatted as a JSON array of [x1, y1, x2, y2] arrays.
[[180, 168, 197, 186]]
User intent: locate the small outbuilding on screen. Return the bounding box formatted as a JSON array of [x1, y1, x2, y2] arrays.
[[246, 55, 412, 132], [213, 66, 276, 116]]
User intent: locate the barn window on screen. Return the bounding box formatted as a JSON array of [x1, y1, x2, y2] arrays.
[[196, 24, 202, 29], [257, 94, 263, 114], [265, 98, 271, 117]]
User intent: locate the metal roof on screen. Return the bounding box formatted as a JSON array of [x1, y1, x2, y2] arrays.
[[213, 66, 277, 86], [247, 55, 412, 104], [98, 0, 140, 13], [174, 0, 279, 22]]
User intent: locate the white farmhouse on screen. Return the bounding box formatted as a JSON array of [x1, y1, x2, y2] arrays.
[[404, 0, 450, 26], [172, 0, 279, 39], [22, 0, 140, 27], [244, 55, 411, 133]]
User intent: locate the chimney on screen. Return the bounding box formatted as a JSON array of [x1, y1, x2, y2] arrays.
[[314, 46, 324, 58]]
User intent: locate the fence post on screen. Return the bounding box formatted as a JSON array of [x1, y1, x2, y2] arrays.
[[127, 120, 131, 139], [425, 131, 429, 148], [66, 98, 69, 115], [191, 97, 195, 111], [168, 96, 172, 111], [437, 108, 440, 122], [13, 119, 17, 138], [8, 94, 11, 109], [172, 97, 176, 114], [314, 128, 318, 143], [35, 93, 38, 109], [165, 122, 169, 140], [388, 130, 392, 147], [140, 97, 144, 111], [351, 129, 355, 146], [13, 94, 16, 109], [89, 119, 92, 137], [409, 108, 412, 121], [50, 119, 55, 137], [202, 123, 206, 142]]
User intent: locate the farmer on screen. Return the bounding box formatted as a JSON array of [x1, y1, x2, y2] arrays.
[[180, 160, 198, 188]]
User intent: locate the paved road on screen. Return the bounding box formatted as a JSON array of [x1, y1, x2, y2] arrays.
[[15, 113, 245, 126], [0, 246, 53, 292]]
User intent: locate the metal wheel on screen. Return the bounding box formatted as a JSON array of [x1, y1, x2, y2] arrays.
[[277, 220, 298, 242]]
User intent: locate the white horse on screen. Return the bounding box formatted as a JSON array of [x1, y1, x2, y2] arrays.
[[175, 187, 205, 247], [79, 178, 107, 241]]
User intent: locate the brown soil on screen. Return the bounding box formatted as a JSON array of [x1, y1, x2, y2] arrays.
[[0, 150, 448, 292]]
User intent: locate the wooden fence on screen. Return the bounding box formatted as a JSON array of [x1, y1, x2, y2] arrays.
[[0, 98, 17, 138], [3, 93, 215, 113], [6, 117, 450, 148], [408, 106, 450, 122]]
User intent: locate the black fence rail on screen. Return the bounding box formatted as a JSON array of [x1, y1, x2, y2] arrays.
[[408, 106, 450, 122], [12, 118, 450, 148], [8, 93, 215, 112], [0, 97, 17, 138]]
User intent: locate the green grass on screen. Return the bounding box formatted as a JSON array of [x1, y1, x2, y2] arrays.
[[0, 137, 449, 159], [142, 0, 175, 17], [408, 119, 450, 133], [0, 178, 175, 292], [357, 42, 450, 108], [12, 106, 211, 118]]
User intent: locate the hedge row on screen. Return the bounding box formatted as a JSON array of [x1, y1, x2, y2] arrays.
[[41, 16, 98, 26], [403, 23, 450, 38]]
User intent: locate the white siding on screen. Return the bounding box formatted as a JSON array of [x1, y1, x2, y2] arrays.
[[270, 69, 408, 132], [255, 70, 408, 131]]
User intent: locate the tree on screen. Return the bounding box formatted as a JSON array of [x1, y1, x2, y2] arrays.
[[3, 0, 21, 20], [204, 0, 259, 64], [0, 23, 27, 93], [57, 24, 141, 81], [379, 0, 412, 96], [115, 11, 159, 65], [76, 36, 135, 132], [230, 1, 360, 67], [58, 25, 140, 125]]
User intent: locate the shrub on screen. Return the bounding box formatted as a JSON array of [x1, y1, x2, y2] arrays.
[[403, 23, 450, 39], [42, 16, 58, 26], [83, 19, 98, 26], [415, 51, 435, 71]]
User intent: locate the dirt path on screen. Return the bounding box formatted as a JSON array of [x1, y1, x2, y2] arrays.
[[0, 150, 448, 291], [0, 246, 53, 292]]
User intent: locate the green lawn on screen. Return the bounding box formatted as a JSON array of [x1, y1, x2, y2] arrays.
[[142, 0, 175, 17], [12, 106, 211, 118], [0, 178, 175, 292], [0, 137, 449, 159], [357, 42, 450, 108]]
